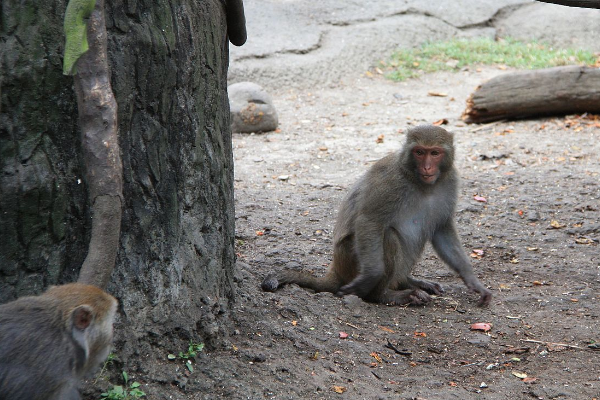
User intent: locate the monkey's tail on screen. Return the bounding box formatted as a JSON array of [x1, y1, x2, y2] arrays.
[[261, 269, 341, 294]]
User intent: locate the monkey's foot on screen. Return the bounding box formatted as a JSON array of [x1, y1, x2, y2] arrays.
[[409, 278, 443, 296], [380, 288, 432, 306]]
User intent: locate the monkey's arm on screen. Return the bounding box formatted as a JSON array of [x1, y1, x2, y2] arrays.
[[336, 216, 385, 299], [431, 222, 492, 306]]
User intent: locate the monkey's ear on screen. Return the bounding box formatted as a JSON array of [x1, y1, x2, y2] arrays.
[[72, 305, 93, 330]]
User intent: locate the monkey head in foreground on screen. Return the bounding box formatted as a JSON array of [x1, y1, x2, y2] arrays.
[[0, 283, 118, 400], [263, 124, 492, 306]]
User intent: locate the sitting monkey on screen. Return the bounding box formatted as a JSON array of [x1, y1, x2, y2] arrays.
[[263, 125, 492, 306]]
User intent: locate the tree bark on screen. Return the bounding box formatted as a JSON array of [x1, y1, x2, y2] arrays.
[[537, 0, 600, 9], [462, 66, 600, 124], [1, 0, 235, 356]]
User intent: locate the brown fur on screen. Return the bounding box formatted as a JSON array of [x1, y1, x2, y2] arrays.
[[262, 125, 492, 307], [0, 283, 118, 400]]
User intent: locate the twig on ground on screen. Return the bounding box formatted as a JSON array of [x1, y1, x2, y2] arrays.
[[521, 339, 585, 350]]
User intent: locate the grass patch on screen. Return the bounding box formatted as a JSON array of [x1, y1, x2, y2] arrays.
[[384, 37, 597, 81]]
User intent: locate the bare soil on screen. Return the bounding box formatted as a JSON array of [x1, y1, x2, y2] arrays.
[[100, 67, 600, 399]]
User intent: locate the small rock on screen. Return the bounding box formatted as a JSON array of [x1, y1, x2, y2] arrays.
[[229, 82, 278, 133], [526, 210, 540, 222], [342, 294, 362, 309], [467, 333, 490, 346]]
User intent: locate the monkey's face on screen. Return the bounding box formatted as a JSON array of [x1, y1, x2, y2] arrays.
[[411, 146, 445, 184]]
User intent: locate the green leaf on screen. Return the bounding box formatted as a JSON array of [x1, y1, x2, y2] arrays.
[[167, 354, 177, 360], [129, 388, 146, 397], [63, 0, 97, 75], [130, 382, 141, 389], [186, 360, 194, 373], [122, 371, 128, 384]]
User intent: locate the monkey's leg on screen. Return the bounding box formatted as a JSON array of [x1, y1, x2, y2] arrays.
[[407, 276, 444, 296]]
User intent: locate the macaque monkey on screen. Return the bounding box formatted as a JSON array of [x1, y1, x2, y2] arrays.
[[0, 283, 118, 400], [263, 125, 492, 306]]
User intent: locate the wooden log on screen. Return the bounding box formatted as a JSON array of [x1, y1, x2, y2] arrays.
[[537, 0, 600, 9], [462, 66, 600, 124]]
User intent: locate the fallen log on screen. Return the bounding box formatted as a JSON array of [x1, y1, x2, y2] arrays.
[[537, 0, 600, 9], [462, 66, 600, 124]]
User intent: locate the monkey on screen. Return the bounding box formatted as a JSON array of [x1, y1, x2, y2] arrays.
[[0, 283, 118, 400], [262, 125, 492, 307]]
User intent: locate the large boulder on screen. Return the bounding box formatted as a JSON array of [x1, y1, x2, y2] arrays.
[[228, 82, 278, 133]]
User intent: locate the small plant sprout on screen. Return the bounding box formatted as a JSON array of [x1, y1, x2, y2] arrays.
[[94, 352, 117, 384], [167, 341, 205, 373], [100, 370, 146, 400]]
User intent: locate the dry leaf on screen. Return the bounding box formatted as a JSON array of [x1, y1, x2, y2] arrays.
[[256, 230, 264, 236], [379, 326, 395, 333], [339, 331, 349, 339], [512, 371, 528, 379], [470, 249, 484, 259], [291, 320, 297, 326], [370, 352, 383, 363], [376, 134, 385, 144], [550, 220, 565, 229], [449, 381, 458, 387], [473, 195, 487, 203], [333, 386, 347, 394], [414, 331, 427, 337], [432, 118, 449, 126], [470, 322, 492, 332], [428, 91, 448, 97], [575, 237, 594, 244], [523, 377, 537, 384]]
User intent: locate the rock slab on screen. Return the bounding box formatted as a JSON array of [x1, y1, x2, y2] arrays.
[[229, 82, 278, 133]]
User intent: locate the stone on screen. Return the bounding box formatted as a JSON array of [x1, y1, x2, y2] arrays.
[[228, 82, 278, 133]]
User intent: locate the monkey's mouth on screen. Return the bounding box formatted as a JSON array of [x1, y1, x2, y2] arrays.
[[420, 174, 438, 184]]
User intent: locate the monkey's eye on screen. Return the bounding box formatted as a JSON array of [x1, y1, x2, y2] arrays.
[[431, 150, 441, 157], [414, 149, 425, 156]]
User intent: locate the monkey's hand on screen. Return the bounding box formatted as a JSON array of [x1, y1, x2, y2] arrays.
[[476, 287, 492, 307], [468, 281, 492, 307]]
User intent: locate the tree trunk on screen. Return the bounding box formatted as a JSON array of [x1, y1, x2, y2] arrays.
[[1, 0, 235, 358], [462, 66, 600, 123]]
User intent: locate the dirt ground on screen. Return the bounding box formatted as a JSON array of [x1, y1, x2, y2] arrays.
[[96, 66, 600, 399], [185, 67, 600, 399]]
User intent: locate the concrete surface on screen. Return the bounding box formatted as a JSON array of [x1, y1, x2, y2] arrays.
[[229, 0, 600, 90]]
